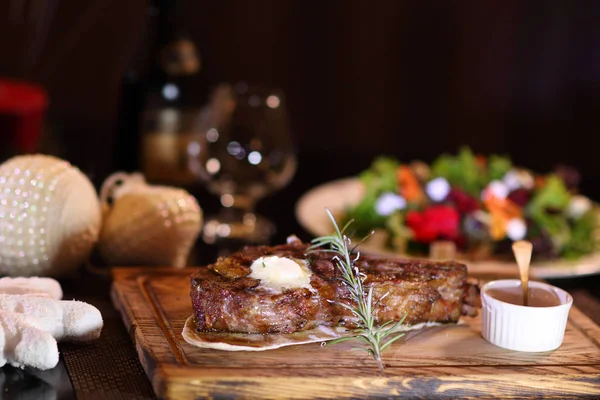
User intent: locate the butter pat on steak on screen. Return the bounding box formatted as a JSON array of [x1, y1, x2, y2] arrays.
[[190, 239, 480, 334]]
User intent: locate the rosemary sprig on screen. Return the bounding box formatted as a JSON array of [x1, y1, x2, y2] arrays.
[[308, 208, 407, 374]]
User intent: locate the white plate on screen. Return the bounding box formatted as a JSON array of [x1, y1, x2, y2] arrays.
[[295, 177, 600, 279]]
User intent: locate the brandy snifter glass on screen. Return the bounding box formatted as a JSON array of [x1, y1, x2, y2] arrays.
[[188, 82, 297, 246]]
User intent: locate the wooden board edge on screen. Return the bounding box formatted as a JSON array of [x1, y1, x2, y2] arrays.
[[159, 365, 600, 400], [111, 266, 196, 281], [110, 280, 173, 399], [135, 274, 189, 365]]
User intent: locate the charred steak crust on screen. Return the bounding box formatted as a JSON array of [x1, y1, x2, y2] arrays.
[[190, 240, 478, 334]]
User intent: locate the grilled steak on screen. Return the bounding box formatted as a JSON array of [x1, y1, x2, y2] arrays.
[[190, 239, 480, 334]]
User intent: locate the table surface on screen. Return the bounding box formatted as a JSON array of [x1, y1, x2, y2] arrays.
[[21, 255, 600, 400], [5, 177, 600, 400]]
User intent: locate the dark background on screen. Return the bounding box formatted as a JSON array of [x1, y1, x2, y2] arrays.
[[2, 5, 600, 398], [1, 0, 600, 242]]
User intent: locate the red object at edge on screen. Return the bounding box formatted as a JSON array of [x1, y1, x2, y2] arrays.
[[0, 79, 48, 153]]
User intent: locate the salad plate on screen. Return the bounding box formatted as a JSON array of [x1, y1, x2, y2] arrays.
[[296, 176, 600, 279]]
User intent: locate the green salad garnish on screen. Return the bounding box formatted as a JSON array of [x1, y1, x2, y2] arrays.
[[343, 147, 599, 260]]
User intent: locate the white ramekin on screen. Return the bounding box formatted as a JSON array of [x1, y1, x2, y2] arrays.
[[480, 279, 573, 352]]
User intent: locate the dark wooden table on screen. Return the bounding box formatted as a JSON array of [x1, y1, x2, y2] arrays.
[[16, 253, 599, 400], [5, 156, 600, 399], [17, 246, 600, 399]]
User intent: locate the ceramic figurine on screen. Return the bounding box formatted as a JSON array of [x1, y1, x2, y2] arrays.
[[0, 154, 101, 277], [98, 172, 202, 267]]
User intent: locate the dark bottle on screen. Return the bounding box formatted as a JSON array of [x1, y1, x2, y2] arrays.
[[114, 0, 203, 186]]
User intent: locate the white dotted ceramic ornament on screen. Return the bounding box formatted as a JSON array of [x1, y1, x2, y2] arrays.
[[98, 172, 202, 268], [0, 154, 101, 277]]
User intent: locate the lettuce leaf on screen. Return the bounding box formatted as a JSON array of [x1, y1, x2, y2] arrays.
[[526, 175, 572, 252], [562, 210, 599, 259], [359, 156, 399, 196], [488, 154, 512, 181], [527, 175, 571, 215], [431, 147, 486, 196], [344, 156, 400, 236]]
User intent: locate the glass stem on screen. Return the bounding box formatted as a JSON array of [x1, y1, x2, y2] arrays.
[[229, 194, 256, 215]]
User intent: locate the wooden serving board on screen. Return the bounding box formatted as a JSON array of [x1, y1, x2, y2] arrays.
[[111, 267, 600, 399]]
